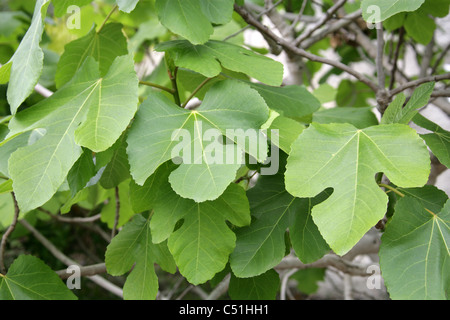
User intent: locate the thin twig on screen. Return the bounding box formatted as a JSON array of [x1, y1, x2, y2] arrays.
[[0, 193, 20, 274], [275, 254, 371, 277], [301, 9, 362, 49], [139, 80, 175, 94], [288, 0, 309, 34], [376, 23, 386, 90], [419, 37, 435, 78], [280, 269, 297, 300], [389, 73, 450, 97], [431, 43, 450, 74], [181, 78, 212, 108], [111, 186, 120, 238], [97, 4, 118, 33], [38, 208, 102, 223], [389, 27, 405, 90], [294, 0, 347, 46], [206, 273, 231, 300], [223, 0, 283, 41]]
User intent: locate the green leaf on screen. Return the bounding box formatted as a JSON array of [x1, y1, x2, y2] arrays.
[[168, 184, 250, 284], [404, 9, 436, 45], [228, 269, 280, 300], [361, 0, 426, 23], [313, 107, 379, 129], [285, 123, 430, 255], [0, 179, 13, 195], [156, 40, 284, 86], [413, 114, 450, 168], [0, 192, 14, 229], [397, 185, 449, 214], [336, 79, 374, 108], [100, 180, 136, 229], [127, 79, 269, 202], [67, 148, 96, 196], [379, 195, 449, 300], [117, 0, 140, 13], [0, 255, 77, 300], [420, 0, 450, 17], [105, 214, 175, 300], [291, 268, 326, 295], [55, 23, 128, 88], [52, 0, 92, 17], [99, 133, 130, 189], [382, 82, 434, 125], [138, 163, 250, 284], [155, 0, 213, 45], [2, 0, 50, 114], [8, 55, 138, 213], [267, 116, 305, 154], [0, 130, 32, 178], [230, 167, 329, 278], [250, 83, 321, 119], [199, 0, 234, 24]]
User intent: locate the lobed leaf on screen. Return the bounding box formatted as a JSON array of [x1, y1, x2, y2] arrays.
[[285, 123, 430, 255]]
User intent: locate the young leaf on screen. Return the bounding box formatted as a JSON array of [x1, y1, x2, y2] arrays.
[[413, 113, 450, 168], [380, 195, 449, 300], [285, 123, 430, 255], [0, 255, 77, 300], [2, 0, 50, 114], [8, 55, 138, 213], [155, 40, 284, 86], [381, 82, 435, 125], [126, 80, 269, 202], [55, 23, 128, 88]]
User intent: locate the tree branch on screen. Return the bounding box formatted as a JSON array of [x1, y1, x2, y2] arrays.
[[301, 9, 362, 49], [275, 254, 372, 277], [19, 219, 123, 298], [56, 263, 107, 280], [234, 4, 379, 92], [294, 0, 347, 46], [389, 73, 450, 97]]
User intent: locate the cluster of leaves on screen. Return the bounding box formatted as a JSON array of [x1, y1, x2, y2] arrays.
[[0, 0, 449, 300]]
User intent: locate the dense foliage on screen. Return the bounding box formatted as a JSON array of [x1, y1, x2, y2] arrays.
[[0, 0, 449, 300]]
